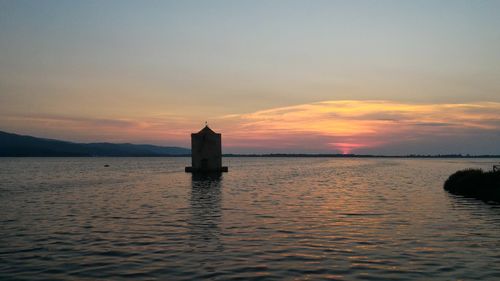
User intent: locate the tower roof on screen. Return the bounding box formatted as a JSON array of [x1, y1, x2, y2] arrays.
[[196, 125, 217, 135]]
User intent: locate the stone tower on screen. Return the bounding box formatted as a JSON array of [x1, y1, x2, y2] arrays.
[[185, 125, 228, 173]]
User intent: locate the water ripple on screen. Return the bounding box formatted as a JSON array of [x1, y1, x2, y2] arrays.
[[1, 157, 500, 280]]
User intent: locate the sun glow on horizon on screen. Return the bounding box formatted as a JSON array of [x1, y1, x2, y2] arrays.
[[216, 100, 500, 154], [3, 100, 500, 155]]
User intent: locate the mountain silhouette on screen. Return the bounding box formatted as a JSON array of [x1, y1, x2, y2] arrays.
[[0, 131, 190, 156]]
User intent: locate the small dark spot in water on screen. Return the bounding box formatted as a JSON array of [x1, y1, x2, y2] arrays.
[[104, 164, 109, 167]]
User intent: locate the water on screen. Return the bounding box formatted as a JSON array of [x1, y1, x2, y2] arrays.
[[1, 157, 500, 280]]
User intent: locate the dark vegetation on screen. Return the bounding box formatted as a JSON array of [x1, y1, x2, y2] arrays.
[[444, 169, 500, 203], [0, 131, 190, 156]]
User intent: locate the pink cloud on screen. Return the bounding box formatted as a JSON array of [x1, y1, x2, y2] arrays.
[[2, 100, 500, 154]]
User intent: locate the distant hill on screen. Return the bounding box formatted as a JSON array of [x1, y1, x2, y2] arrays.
[[0, 131, 190, 156]]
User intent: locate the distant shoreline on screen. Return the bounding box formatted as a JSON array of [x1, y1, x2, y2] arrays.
[[2, 130, 500, 158], [224, 154, 500, 158], [2, 154, 500, 158]]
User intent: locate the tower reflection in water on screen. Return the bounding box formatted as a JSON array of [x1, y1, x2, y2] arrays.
[[188, 173, 224, 252]]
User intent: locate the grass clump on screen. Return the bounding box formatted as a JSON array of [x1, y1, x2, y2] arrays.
[[444, 169, 500, 203]]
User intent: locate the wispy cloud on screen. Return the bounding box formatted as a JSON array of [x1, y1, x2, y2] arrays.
[[1, 114, 197, 145], [215, 100, 500, 154], [2, 100, 500, 154]]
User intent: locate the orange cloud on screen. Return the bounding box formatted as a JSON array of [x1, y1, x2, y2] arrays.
[[2, 100, 500, 154], [216, 100, 500, 153]]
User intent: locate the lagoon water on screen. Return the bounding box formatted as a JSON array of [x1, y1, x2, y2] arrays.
[[1, 157, 500, 280]]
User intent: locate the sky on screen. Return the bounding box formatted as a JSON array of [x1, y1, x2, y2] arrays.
[[1, 0, 500, 154]]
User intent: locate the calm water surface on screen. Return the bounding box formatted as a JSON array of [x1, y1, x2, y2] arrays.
[[1, 158, 500, 280]]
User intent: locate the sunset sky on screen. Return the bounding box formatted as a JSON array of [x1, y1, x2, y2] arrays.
[[1, 0, 500, 154]]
